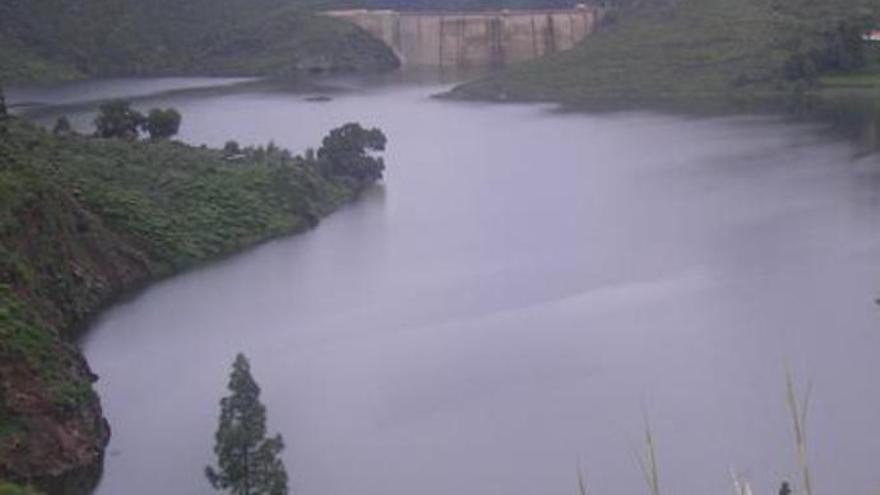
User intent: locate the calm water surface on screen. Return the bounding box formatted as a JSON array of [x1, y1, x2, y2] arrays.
[[11, 76, 880, 495]]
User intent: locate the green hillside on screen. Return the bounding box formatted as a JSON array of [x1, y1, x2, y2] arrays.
[[0, 0, 399, 84], [448, 0, 880, 107], [0, 111, 384, 488]]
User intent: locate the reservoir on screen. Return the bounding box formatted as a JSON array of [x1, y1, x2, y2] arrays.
[[10, 75, 880, 495]]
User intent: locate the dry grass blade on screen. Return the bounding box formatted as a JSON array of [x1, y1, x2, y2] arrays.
[[784, 363, 814, 495], [730, 468, 753, 495], [633, 418, 660, 495], [577, 463, 589, 495]]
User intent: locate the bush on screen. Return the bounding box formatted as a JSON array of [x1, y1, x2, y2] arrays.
[[52, 116, 72, 136], [94, 100, 144, 140], [224, 140, 241, 155], [144, 108, 182, 140]]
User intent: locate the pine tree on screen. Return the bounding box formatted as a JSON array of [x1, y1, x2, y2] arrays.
[[206, 353, 289, 495]]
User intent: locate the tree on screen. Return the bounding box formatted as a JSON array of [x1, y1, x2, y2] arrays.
[[0, 86, 7, 119], [94, 99, 144, 140], [224, 140, 242, 155], [144, 107, 182, 139], [0, 86, 7, 136], [53, 116, 72, 136], [316, 123, 387, 182], [206, 354, 288, 495]]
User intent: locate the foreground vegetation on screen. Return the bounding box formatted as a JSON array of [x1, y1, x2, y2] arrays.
[[0, 483, 41, 495], [0, 101, 387, 489], [576, 368, 814, 495], [448, 0, 880, 108]]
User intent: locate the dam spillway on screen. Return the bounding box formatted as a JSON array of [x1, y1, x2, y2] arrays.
[[324, 5, 606, 68]]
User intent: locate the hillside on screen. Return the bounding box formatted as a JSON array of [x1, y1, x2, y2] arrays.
[[0, 111, 384, 491], [0, 0, 399, 84], [447, 0, 880, 107]]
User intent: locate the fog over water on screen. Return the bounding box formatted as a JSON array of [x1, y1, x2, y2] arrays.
[[12, 75, 880, 495]]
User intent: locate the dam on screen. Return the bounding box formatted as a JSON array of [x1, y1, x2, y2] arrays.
[[324, 4, 606, 67]]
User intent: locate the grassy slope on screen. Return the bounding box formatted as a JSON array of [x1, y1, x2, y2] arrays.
[[0, 483, 41, 495], [0, 116, 373, 487], [190, 7, 400, 76], [0, 0, 398, 84], [448, 0, 878, 107]]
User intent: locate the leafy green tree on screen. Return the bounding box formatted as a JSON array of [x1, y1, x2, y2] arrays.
[[94, 99, 144, 140], [144, 108, 182, 140], [206, 353, 289, 495], [316, 123, 387, 182]]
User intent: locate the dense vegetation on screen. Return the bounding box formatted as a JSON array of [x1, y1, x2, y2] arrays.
[[0, 0, 399, 84], [0, 101, 387, 489], [448, 0, 880, 107], [93, 100, 181, 140]]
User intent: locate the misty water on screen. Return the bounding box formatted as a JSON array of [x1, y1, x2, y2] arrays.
[[10, 75, 880, 495]]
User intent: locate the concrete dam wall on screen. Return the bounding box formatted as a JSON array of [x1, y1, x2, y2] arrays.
[[324, 5, 605, 68]]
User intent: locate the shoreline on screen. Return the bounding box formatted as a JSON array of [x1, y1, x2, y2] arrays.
[[0, 115, 382, 492]]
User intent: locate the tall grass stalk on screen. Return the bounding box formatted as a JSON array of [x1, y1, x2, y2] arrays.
[[730, 469, 753, 495], [784, 364, 813, 495], [634, 420, 661, 495], [576, 463, 589, 495]]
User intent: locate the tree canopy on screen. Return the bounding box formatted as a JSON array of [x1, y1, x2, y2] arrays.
[[144, 108, 182, 140], [52, 116, 72, 136], [0, 86, 7, 135], [317, 123, 387, 182], [94, 100, 183, 140], [94, 100, 145, 140], [206, 353, 288, 495]]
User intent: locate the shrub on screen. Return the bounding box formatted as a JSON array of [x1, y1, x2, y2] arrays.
[[144, 108, 182, 140], [52, 116, 72, 136], [94, 100, 144, 140], [224, 140, 241, 155]]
